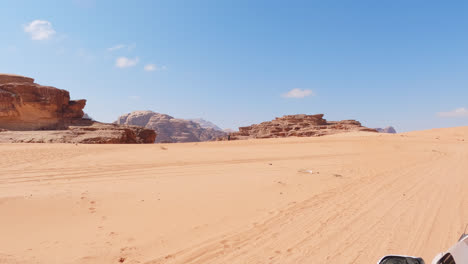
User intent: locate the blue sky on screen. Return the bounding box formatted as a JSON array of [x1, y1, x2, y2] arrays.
[[1, 0, 467, 131]]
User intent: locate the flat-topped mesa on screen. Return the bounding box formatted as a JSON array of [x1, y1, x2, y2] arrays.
[[0, 73, 88, 130], [228, 114, 377, 140]]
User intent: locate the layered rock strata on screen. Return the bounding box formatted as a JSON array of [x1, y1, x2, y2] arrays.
[[115, 111, 226, 143], [0, 74, 156, 143], [228, 114, 377, 140], [0, 74, 87, 130]]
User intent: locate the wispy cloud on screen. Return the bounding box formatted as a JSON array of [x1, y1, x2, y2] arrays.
[[108, 44, 126, 51], [282, 88, 315, 99], [108, 43, 136, 52], [144, 64, 157, 71], [437, 107, 468, 118], [129, 95, 141, 100], [24, 20, 56, 40], [116, 57, 139, 68], [144, 64, 167, 72]]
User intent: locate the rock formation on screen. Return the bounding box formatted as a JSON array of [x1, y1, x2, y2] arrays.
[[0, 123, 156, 144], [228, 114, 377, 140], [375, 126, 397, 134], [188, 118, 223, 131], [0, 74, 156, 143], [115, 111, 226, 143], [0, 73, 89, 130], [82, 113, 94, 120]]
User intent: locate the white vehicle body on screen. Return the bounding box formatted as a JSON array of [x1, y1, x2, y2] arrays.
[[431, 234, 468, 264], [378, 229, 468, 264]]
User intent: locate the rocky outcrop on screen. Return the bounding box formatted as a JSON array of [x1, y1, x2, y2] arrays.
[[375, 126, 397, 134], [0, 74, 34, 85], [188, 118, 223, 131], [115, 111, 226, 143], [0, 123, 156, 144], [228, 114, 377, 140], [0, 74, 87, 130], [0, 74, 156, 143]]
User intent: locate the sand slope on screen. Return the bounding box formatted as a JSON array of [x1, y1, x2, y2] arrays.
[[0, 127, 467, 264]]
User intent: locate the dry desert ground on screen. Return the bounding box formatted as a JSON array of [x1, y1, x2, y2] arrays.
[[1, 127, 468, 264]]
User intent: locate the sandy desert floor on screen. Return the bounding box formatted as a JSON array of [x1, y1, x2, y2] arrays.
[[1, 127, 467, 264]]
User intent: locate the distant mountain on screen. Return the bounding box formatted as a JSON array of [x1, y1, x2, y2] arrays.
[[223, 128, 237, 133], [375, 126, 397, 134], [115, 111, 226, 143], [187, 118, 223, 131]]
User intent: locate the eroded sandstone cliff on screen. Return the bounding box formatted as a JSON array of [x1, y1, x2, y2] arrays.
[[228, 114, 377, 140], [0, 74, 156, 143], [0, 74, 87, 130], [115, 111, 226, 143]]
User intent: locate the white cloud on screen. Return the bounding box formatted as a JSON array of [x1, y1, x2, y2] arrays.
[[144, 64, 156, 71], [144, 64, 167, 72], [282, 88, 315, 98], [24, 20, 56, 40], [129, 95, 141, 100], [108, 44, 126, 51], [437, 107, 468, 118], [108, 43, 136, 52], [115, 57, 139, 68]]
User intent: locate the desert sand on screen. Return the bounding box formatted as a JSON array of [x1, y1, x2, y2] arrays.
[[1, 127, 467, 264]]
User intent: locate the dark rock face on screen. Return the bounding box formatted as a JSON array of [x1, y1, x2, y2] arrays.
[[115, 111, 227, 143], [228, 114, 377, 140], [375, 126, 397, 134], [0, 74, 87, 130]]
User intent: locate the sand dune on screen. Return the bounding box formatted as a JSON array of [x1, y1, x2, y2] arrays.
[[1, 127, 467, 264]]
